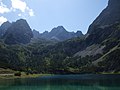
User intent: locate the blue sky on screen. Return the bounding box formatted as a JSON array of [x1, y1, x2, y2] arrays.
[[0, 0, 108, 34]]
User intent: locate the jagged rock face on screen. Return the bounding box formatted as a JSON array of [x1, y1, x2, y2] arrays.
[[40, 31, 49, 38], [48, 26, 70, 41], [0, 21, 11, 37], [33, 29, 40, 38], [40, 26, 83, 41], [88, 0, 120, 34], [33, 26, 83, 41], [76, 31, 83, 36], [4, 19, 33, 45]]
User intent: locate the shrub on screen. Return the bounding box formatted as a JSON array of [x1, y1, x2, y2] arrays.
[[14, 72, 21, 76]]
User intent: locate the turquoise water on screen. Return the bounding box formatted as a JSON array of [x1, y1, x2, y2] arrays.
[[0, 74, 120, 90]]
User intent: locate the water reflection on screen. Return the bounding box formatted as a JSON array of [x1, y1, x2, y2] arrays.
[[0, 74, 120, 90]]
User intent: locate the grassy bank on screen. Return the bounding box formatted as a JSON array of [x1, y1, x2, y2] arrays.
[[0, 68, 52, 79], [98, 72, 120, 74], [0, 73, 52, 79], [0, 68, 120, 79]]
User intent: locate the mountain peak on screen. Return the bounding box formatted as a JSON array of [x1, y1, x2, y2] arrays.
[[3, 19, 33, 45], [51, 26, 67, 33], [76, 31, 83, 36], [33, 29, 40, 38], [42, 31, 49, 35], [15, 19, 28, 25], [1, 21, 11, 26], [57, 26, 65, 29], [16, 19, 27, 22]]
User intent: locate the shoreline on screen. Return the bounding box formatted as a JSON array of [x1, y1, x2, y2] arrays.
[[0, 73, 120, 79], [0, 74, 52, 79]]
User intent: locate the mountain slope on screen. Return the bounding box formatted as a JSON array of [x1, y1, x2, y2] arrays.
[[73, 0, 120, 73], [88, 0, 120, 34]]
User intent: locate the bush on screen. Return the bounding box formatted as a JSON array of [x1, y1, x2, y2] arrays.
[[25, 72, 29, 75], [14, 72, 21, 76]]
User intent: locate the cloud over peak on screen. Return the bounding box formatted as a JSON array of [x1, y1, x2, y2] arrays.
[[28, 8, 34, 16], [0, 16, 7, 25], [0, 0, 34, 16], [11, 0, 27, 12], [0, 0, 34, 25], [11, 0, 34, 16]]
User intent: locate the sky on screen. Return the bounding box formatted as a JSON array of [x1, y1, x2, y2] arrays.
[[0, 0, 108, 34]]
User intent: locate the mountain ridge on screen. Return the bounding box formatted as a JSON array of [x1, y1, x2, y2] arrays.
[[33, 26, 83, 41]]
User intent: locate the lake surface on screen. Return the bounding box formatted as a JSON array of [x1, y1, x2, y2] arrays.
[[0, 74, 120, 90]]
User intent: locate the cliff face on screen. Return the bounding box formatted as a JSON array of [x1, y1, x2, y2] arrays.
[[88, 0, 120, 34], [0, 21, 11, 37]]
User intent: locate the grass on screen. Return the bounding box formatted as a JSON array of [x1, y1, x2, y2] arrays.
[[0, 68, 15, 74], [18, 72, 52, 78], [98, 71, 120, 74], [0, 68, 52, 79], [0, 73, 52, 79], [0, 68, 120, 79]]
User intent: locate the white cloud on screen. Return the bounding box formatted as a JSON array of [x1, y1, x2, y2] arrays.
[[27, 7, 34, 16], [29, 9, 34, 16], [11, 0, 26, 12], [18, 13, 22, 17], [0, 0, 34, 18], [0, 2, 10, 14], [11, 0, 34, 16], [0, 16, 7, 25]]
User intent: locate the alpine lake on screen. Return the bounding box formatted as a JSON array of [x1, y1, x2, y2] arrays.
[[0, 74, 120, 90]]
